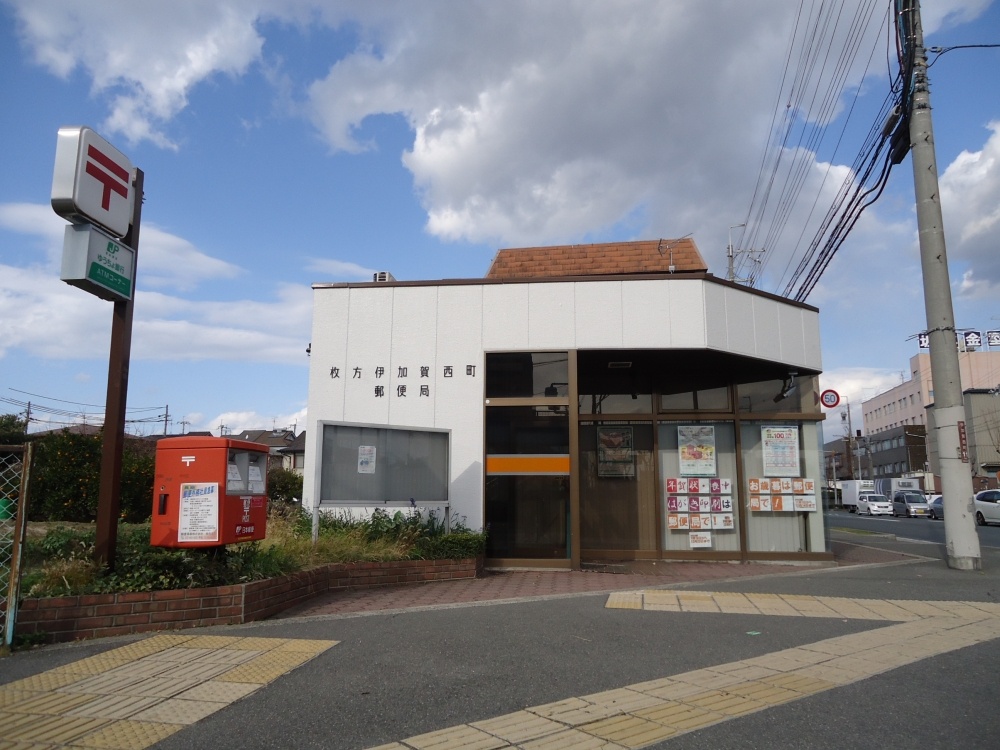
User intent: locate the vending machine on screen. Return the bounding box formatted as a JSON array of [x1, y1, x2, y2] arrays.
[[151, 436, 269, 548]]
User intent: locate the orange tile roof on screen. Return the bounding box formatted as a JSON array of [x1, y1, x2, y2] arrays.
[[485, 239, 707, 279]]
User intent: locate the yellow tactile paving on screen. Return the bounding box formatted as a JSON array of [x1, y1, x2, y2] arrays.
[[404, 724, 509, 750], [4, 714, 111, 744], [70, 719, 183, 749], [579, 714, 678, 747], [0, 635, 337, 750], [4, 691, 99, 715], [0, 689, 41, 708], [519, 727, 626, 749], [470, 710, 567, 743], [370, 590, 1000, 750], [173, 679, 262, 703]]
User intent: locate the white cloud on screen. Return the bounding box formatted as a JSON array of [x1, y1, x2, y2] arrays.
[[0, 202, 245, 292], [139, 226, 244, 292], [304, 257, 377, 280], [0, 202, 311, 363], [8, 0, 268, 148], [940, 122, 1000, 298]]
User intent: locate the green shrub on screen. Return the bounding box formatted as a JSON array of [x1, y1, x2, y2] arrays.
[[410, 531, 487, 560], [27, 431, 154, 522], [267, 467, 303, 505], [21, 505, 485, 597]]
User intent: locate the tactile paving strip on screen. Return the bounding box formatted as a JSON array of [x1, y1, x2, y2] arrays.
[[0, 633, 338, 749], [365, 592, 1000, 750]]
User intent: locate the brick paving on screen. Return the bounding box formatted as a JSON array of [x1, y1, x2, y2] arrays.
[[275, 536, 918, 619]]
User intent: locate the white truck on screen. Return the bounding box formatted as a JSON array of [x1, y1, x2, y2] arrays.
[[840, 480, 875, 512], [875, 477, 923, 498]]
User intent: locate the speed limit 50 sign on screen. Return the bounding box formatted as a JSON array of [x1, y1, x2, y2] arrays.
[[820, 389, 840, 408]]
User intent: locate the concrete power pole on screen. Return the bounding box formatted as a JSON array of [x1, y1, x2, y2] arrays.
[[907, 1, 981, 569]]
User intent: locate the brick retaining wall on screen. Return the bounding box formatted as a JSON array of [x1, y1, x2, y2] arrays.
[[14, 557, 480, 645]]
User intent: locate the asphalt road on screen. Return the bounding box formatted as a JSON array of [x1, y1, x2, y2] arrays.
[[827, 508, 1000, 548]]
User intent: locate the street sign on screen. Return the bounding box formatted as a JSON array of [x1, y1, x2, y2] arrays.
[[60, 223, 135, 302], [51, 126, 134, 238], [820, 389, 840, 408]]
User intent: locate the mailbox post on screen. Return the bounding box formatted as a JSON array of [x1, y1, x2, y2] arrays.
[[151, 437, 269, 548]]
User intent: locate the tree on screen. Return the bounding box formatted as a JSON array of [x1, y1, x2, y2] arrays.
[[28, 430, 154, 522], [0, 413, 27, 444], [267, 467, 303, 505]]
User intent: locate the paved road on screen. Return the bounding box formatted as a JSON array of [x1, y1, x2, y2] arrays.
[[828, 508, 1000, 548], [2, 531, 1000, 749]]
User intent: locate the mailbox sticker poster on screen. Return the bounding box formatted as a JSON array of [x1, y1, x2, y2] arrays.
[[597, 427, 635, 478], [678, 425, 716, 477], [761, 426, 800, 477]]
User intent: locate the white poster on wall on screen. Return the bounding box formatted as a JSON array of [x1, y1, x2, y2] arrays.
[[761, 426, 800, 477], [358, 445, 377, 474], [678, 425, 717, 477]]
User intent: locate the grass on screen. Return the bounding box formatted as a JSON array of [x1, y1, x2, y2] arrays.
[[17, 507, 486, 598]]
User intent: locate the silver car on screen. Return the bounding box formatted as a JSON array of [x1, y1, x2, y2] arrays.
[[892, 491, 929, 518], [974, 490, 1000, 526], [857, 493, 892, 516], [927, 495, 944, 520]]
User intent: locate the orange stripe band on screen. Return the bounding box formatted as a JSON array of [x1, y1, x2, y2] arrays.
[[486, 454, 571, 475]]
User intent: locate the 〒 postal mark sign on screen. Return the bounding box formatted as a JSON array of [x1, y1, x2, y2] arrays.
[[51, 126, 134, 237]]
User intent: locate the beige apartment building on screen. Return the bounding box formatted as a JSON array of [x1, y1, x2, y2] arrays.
[[862, 351, 1000, 433]]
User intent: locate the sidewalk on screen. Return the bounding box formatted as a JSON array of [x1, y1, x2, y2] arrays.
[[273, 531, 923, 620]]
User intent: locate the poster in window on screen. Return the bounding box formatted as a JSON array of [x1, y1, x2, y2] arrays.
[[761, 426, 800, 477], [678, 425, 716, 476], [358, 445, 377, 474], [598, 427, 635, 477]]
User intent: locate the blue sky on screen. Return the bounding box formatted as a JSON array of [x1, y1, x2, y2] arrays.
[[1, 0, 999, 441]]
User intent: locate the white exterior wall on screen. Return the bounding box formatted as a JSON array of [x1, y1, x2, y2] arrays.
[[304, 278, 822, 529]]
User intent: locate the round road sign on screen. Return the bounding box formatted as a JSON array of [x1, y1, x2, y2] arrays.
[[820, 389, 840, 408]]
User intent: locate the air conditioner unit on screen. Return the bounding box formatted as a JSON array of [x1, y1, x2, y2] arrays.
[[373, 271, 396, 282]]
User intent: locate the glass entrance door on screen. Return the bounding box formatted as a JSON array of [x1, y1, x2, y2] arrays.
[[579, 421, 657, 554]]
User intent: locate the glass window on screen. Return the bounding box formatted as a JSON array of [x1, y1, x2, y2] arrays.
[[739, 421, 825, 553], [737, 375, 820, 415], [485, 406, 569, 559], [579, 422, 656, 552], [578, 393, 652, 415], [319, 424, 449, 505], [658, 421, 740, 552], [485, 352, 568, 398], [658, 387, 731, 412]]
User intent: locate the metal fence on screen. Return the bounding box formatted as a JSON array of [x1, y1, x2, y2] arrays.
[[1, 443, 32, 651]]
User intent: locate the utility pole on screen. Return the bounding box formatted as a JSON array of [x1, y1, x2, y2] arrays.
[[179, 418, 190, 434], [842, 400, 855, 479], [163, 404, 169, 435], [726, 223, 764, 283], [906, 0, 980, 569]]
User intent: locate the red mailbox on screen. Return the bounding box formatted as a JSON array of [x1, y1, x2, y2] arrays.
[[151, 436, 269, 547]]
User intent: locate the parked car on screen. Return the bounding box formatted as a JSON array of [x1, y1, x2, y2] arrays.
[[973, 490, 1000, 526], [892, 490, 930, 518], [857, 493, 892, 516], [927, 495, 943, 520]]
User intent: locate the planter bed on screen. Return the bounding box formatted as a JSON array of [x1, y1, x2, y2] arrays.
[[14, 557, 481, 645]]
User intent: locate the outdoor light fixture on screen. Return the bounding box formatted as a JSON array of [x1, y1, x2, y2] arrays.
[[544, 383, 568, 397], [773, 372, 798, 403]]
